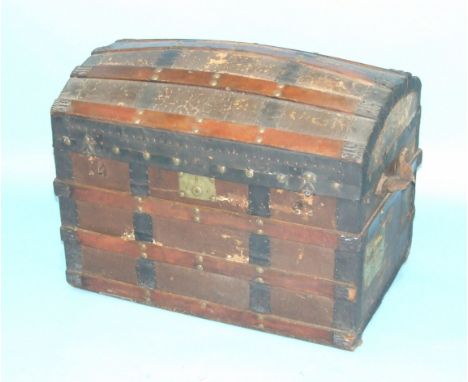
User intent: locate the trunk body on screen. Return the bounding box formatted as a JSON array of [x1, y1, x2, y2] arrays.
[[52, 39, 422, 350]]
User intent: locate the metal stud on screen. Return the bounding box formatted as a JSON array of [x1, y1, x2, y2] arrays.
[[245, 168, 254, 178], [256, 266, 264, 274], [196, 255, 204, 263], [332, 182, 342, 191], [196, 118, 203, 124], [273, 90, 282, 97], [256, 229, 264, 235], [217, 165, 226, 174], [137, 206, 143, 213], [152, 74, 159, 81], [255, 277, 264, 283], [196, 264, 204, 271], [303, 172, 316, 181], [192, 127, 200, 134], [209, 79, 218, 87], [255, 136, 263, 143], [213, 73, 221, 79], [143, 151, 151, 160], [172, 157, 181, 166], [193, 207, 201, 223], [112, 146, 120, 155], [256, 218, 264, 227], [141, 252, 148, 259], [276, 174, 286, 183], [84, 135, 91, 144], [179, 191, 185, 197], [62, 136, 71, 146]]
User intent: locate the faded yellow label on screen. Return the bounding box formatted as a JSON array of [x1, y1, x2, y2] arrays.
[[363, 225, 386, 289]]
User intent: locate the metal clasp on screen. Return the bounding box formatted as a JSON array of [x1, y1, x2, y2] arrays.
[[178, 172, 216, 201]]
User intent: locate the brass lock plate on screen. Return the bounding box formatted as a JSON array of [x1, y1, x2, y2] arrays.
[[178, 172, 216, 201]]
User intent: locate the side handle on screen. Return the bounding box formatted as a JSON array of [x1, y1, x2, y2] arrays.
[[375, 148, 423, 195]]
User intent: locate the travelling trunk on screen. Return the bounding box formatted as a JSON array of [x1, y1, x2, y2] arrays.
[[51, 39, 422, 350]]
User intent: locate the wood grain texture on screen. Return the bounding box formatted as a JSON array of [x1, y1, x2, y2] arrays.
[[71, 153, 130, 191], [82, 246, 138, 284], [157, 262, 250, 310], [270, 287, 334, 326], [76, 228, 350, 299], [78, 273, 343, 347], [67, 181, 340, 248], [90, 39, 406, 87], [77, 65, 361, 114], [149, 167, 249, 213], [76, 200, 133, 237], [270, 188, 336, 229], [64, 99, 347, 160]]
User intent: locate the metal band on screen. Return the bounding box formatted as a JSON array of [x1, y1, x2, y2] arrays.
[[133, 213, 153, 242], [54, 149, 73, 179], [61, 227, 82, 287], [136, 258, 156, 289], [156, 49, 181, 67], [51, 115, 363, 200], [248, 184, 270, 217], [333, 299, 357, 330], [58, 197, 78, 227], [276, 61, 302, 84], [129, 162, 149, 196], [249, 281, 271, 314], [249, 233, 271, 266]]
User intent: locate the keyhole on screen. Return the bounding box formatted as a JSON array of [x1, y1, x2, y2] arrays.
[[96, 162, 107, 177], [292, 201, 303, 215]]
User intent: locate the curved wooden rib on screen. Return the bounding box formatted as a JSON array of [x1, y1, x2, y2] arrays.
[[73, 65, 362, 115], [62, 100, 345, 160]]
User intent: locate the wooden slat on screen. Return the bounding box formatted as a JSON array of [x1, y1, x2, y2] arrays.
[[148, 167, 249, 214], [71, 153, 130, 192], [76, 65, 360, 114], [79, 274, 337, 345], [64, 99, 346, 160], [60, 77, 375, 146], [76, 228, 354, 299], [84, 47, 386, 100], [69, 181, 341, 248], [91, 39, 404, 87]]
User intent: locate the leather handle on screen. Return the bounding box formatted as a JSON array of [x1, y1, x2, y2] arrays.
[[375, 148, 422, 195]]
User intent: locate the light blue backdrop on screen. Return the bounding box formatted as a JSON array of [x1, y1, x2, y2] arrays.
[[2, 1, 466, 381]]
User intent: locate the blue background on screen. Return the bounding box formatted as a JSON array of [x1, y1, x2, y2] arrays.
[[2, 1, 466, 381]]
